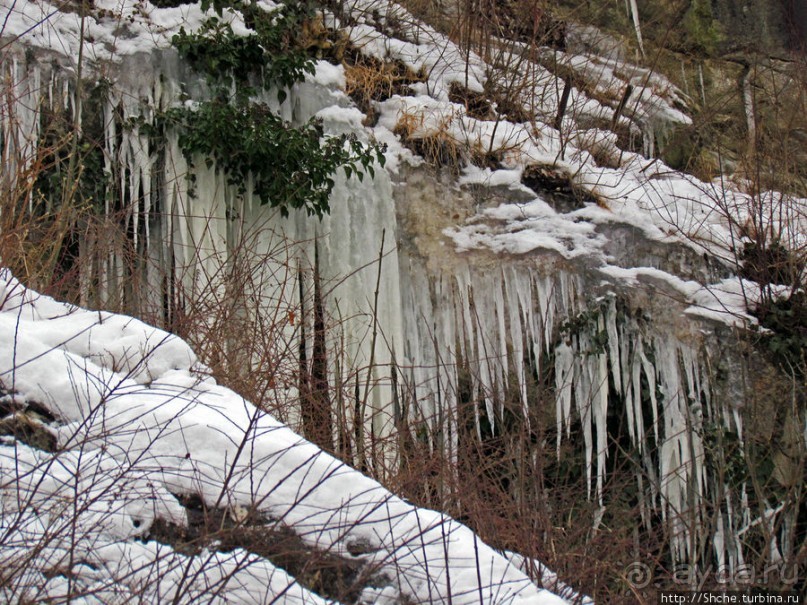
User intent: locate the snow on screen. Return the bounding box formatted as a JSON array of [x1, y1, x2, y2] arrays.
[[0, 269, 570, 603], [4, 0, 799, 303], [0, 0, 282, 65], [459, 166, 525, 188], [446, 197, 604, 259], [367, 82, 799, 328], [309, 61, 347, 89], [343, 0, 487, 100], [1, 0, 802, 585]]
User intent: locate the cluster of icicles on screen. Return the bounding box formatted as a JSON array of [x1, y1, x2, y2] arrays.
[[1, 49, 752, 572], [400, 259, 752, 570]]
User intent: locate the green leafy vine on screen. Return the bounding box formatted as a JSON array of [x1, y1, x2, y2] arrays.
[[163, 1, 385, 217], [163, 99, 384, 217]]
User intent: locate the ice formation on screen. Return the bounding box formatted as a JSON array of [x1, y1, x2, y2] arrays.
[[1, 0, 802, 582]]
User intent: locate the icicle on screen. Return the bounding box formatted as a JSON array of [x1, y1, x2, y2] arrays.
[[513, 267, 540, 391], [494, 270, 509, 394], [681, 345, 706, 498], [619, 322, 632, 411], [742, 67, 756, 154], [537, 274, 553, 352], [698, 63, 707, 106], [594, 339, 609, 505], [554, 341, 574, 455], [681, 346, 698, 404], [139, 130, 152, 248], [765, 507, 784, 564], [629, 0, 646, 58], [715, 513, 726, 572], [733, 407, 743, 443], [680, 61, 689, 97], [62, 77, 69, 112], [657, 341, 685, 518], [723, 489, 738, 576], [639, 342, 659, 443], [127, 134, 141, 248], [503, 268, 528, 417], [458, 265, 475, 371], [574, 334, 594, 499], [626, 342, 639, 447], [605, 297, 622, 396], [468, 271, 501, 432], [103, 98, 116, 216], [1, 57, 42, 189], [643, 123, 656, 158]]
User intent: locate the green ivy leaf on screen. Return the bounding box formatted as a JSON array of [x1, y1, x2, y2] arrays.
[[165, 5, 384, 218]]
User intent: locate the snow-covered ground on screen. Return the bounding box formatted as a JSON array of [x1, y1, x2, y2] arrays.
[[0, 269, 577, 603]]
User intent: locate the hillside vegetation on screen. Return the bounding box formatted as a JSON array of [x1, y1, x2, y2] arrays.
[[0, 0, 805, 602]]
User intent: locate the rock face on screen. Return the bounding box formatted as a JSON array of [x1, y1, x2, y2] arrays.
[[790, 0, 807, 47], [0, 0, 804, 600], [711, 0, 794, 51]]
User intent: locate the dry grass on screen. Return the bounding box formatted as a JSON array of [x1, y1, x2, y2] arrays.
[[0, 143, 92, 301], [393, 106, 467, 172], [344, 54, 425, 123]]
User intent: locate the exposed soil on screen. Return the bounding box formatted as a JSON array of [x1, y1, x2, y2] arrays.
[[0, 391, 59, 452], [521, 164, 601, 212], [146, 493, 395, 604]]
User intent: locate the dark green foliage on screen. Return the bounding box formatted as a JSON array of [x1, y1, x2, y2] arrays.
[[172, 6, 316, 101], [166, 2, 385, 217], [740, 240, 802, 287], [164, 99, 384, 217], [740, 241, 806, 376], [759, 292, 807, 377], [173, 18, 269, 90]]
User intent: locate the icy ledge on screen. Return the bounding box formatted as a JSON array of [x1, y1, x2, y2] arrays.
[[0, 269, 573, 605]]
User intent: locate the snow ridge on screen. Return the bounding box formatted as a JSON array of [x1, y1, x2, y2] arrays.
[[0, 270, 570, 603]]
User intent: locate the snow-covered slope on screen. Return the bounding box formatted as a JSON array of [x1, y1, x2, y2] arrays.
[[0, 269, 574, 603], [1, 0, 804, 595]]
